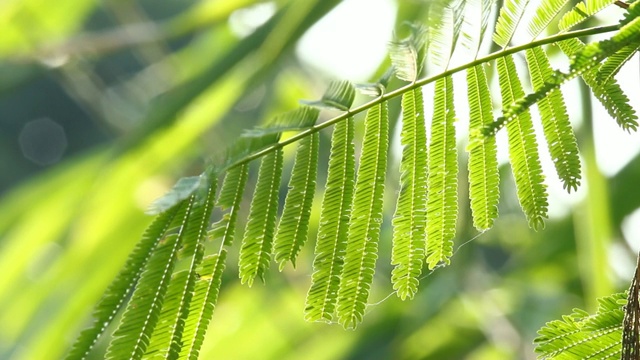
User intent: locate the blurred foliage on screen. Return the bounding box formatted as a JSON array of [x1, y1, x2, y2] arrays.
[[0, 0, 639, 359]]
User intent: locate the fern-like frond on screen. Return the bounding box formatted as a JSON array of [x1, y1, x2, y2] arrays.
[[217, 165, 246, 209], [558, 38, 639, 132], [429, 0, 470, 69], [305, 118, 355, 323], [621, 1, 640, 26], [558, 0, 616, 31], [336, 102, 389, 329], [571, 10, 640, 70], [105, 198, 196, 360], [429, 8, 456, 71], [467, 65, 500, 231], [143, 269, 194, 359], [586, 70, 638, 133], [462, 0, 496, 56], [221, 134, 280, 169], [487, 27, 640, 136], [66, 206, 182, 360], [586, 293, 626, 330], [274, 133, 319, 270], [450, 0, 467, 57], [424, 0, 450, 53], [301, 80, 356, 111], [525, 46, 581, 192], [389, 24, 427, 82], [143, 178, 217, 359], [147, 175, 208, 216], [535, 292, 625, 359], [426, 76, 458, 268], [391, 87, 428, 300], [238, 149, 283, 286], [487, 4, 640, 135], [527, 0, 570, 38], [178, 250, 227, 360], [493, 0, 531, 48], [597, 41, 640, 86], [178, 180, 218, 258], [497, 55, 548, 230], [242, 106, 320, 137], [209, 164, 248, 246]]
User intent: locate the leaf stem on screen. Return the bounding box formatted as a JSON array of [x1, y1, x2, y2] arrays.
[[222, 24, 618, 173]]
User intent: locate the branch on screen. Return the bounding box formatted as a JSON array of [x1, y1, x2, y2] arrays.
[[222, 24, 619, 173]]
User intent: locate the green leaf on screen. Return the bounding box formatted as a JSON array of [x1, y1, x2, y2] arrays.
[[305, 118, 355, 323], [497, 55, 548, 230], [143, 178, 217, 359], [142, 270, 193, 359], [587, 74, 639, 134], [597, 41, 640, 87], [558, 38, 638, 132], [178, 179, 218, 257], [486, 26, 640, 136], [535, 292, 625, 359], [147, 175, 207, 215], [389, 23, 427, 82], [466, 65, 500, 231], [242, 106, 320, 137], [426, 0, 451, 43], [620, 1, 640, 27], [274, 133, 319, 270], [65, 205, 182, 360], [525, 46, 581, 193], [426, 76, 458, 268], [462, 0, 496, 56], [478, 0, 496, 42], [209, 164, 249, 247], [238, 149, 283, 286], [493, 0, 531, 48], [391, 87, 428, 300], [105, 197, 196, 360], [178, 250, 227, 360], [336, 102, 389, 329], [301, 80, 356, 111], [527, 0, 570, 38], [217, 165, 248, 209], [558, 0, 616, 31], [220, 134, 280, 169], [429, 8, 456, 70], [427, 0, 468, 70], [570, 6, 640, 72], [450, 0, 467, 57]]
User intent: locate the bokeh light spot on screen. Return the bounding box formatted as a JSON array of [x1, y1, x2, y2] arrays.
[[18, 117, 68, 166]]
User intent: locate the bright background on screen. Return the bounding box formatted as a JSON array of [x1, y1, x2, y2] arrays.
[[0, 0, 639, 359]]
